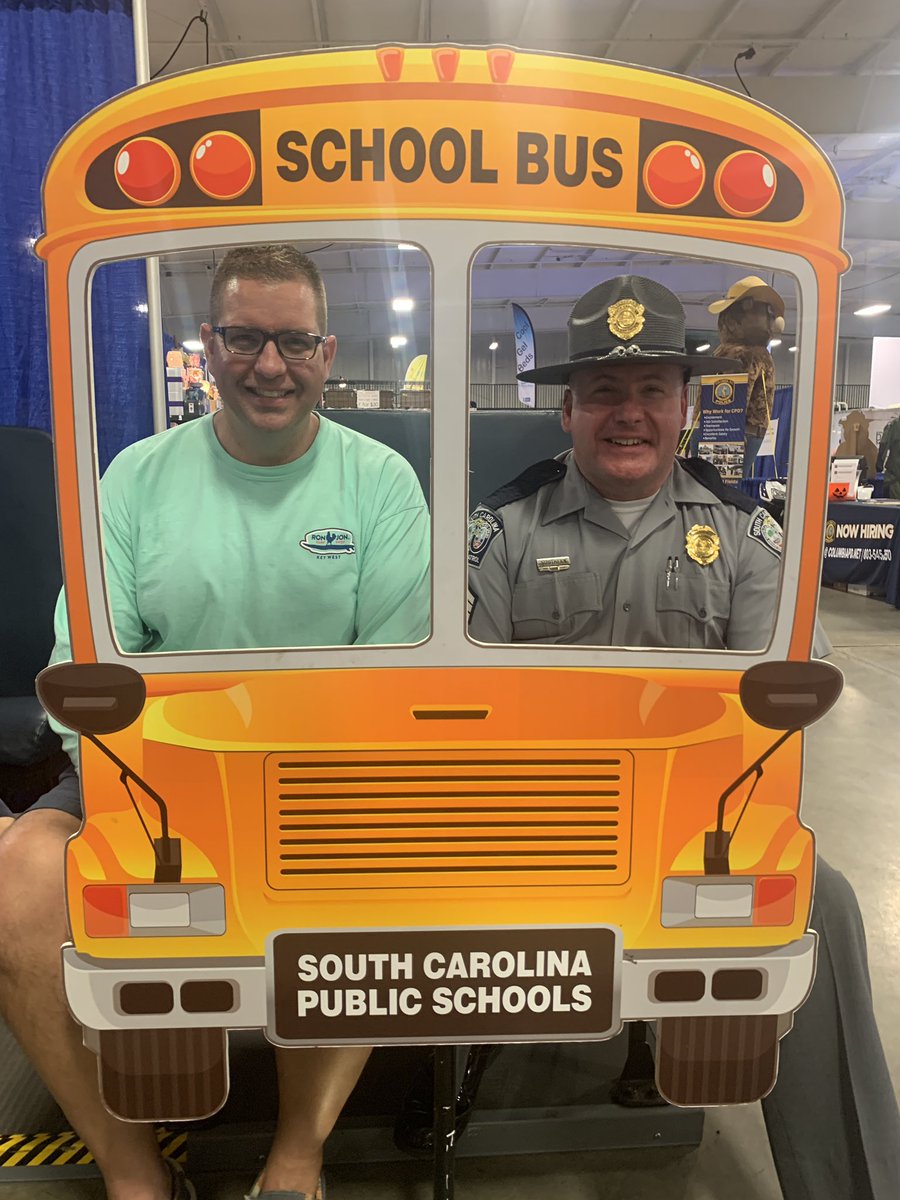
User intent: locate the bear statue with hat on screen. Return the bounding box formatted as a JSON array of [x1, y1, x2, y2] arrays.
[[708, 275, 786, 473]]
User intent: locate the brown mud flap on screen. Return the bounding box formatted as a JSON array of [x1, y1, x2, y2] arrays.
[[656, 1014, 780, 1106], [97, 1028, 228, 1121]]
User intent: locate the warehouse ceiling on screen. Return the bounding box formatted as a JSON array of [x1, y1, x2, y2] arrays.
[[142, 0, 900, 355]]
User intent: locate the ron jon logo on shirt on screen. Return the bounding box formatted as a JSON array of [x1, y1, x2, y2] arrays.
[[300, 528, 357, 555]]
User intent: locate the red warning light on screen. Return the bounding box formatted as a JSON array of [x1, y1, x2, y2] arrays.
[[714, 150, 777, 217], [642, 141, 706, 209], [432, 47, 460, 82], [114, 137, 180, 206], [190, 131, 255, 200]]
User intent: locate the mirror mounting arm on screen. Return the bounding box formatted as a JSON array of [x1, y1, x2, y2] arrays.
[[704, 726, 799, 876], [82, 732, 181, 884]]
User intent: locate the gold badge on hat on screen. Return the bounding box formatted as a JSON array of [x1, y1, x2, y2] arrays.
[[685, 524, 720, 566], [607, 299, 645, 340]]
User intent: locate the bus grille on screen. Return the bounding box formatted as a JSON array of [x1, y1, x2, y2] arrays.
[[264, 749, 633, 889]]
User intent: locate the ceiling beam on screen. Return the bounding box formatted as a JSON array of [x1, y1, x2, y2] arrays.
[[417, 0, 431, 42], [309, 0, 328, 48], [845, 18, 900, 75], [602, 0, 646, 60], [764, 0, 847, 75], [839, 140, 900, 195], [515, 0, 536, 43], [678, 0, 747, 77]]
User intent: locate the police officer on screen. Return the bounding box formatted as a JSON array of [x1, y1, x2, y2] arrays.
[[461, 274, 900, 1199], [468, 275, 782, 651]]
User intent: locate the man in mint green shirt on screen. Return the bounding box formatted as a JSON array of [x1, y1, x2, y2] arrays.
[[2, 245, 429, 1200], [47, 247, 429, 762], [85, 409, 428, 655]]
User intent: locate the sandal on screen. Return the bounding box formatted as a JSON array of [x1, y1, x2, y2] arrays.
[[245, 1170, 325, 1200]]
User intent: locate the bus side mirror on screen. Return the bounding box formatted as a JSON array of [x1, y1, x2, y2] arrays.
[[740, 661, 843, 731], [37, 662, 146, 735]]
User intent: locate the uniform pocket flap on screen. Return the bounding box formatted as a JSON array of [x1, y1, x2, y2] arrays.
[[512, 572, 602, 623], [656, 574, 731, 622]]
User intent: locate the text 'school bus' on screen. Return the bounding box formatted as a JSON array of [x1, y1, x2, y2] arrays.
[[36, 46, 846, 1121]]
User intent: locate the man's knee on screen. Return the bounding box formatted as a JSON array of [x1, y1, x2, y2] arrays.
[[0, 809, 78, 963]]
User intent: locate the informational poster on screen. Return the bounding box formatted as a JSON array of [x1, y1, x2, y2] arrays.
[[698, 373, 749, 482]]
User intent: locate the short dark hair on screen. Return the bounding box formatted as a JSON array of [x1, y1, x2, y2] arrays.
[[210, 244, 327, 331]]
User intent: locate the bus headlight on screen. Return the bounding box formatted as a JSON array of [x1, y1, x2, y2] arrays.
[[84, 883, 226, 937], [662, 876, 795, 928], [129, 891, 191, 928]]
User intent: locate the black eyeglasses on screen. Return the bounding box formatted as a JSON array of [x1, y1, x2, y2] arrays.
[[212, 326, 328, 361]]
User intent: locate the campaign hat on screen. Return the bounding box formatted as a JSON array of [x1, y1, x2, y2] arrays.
[[517, 275, 740, 384]]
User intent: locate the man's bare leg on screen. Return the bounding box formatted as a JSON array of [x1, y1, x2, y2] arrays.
[[259, 1045, 373, 1195], [0, 810, 171, 1200]]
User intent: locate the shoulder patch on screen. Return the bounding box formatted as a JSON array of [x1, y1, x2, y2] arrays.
[[468, 507, 503, 568], [747, 508, 783, 557], [680, 457, 757, 514], [480, 459, 567, 513]]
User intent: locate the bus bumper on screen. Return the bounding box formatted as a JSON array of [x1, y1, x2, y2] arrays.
[[62, 946, 268, 1030], [620, 933, 817, 1020], [63, 933, 816, 1033]]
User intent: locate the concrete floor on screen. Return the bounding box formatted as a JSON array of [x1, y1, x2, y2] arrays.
[[1, 586, 898, 1200]]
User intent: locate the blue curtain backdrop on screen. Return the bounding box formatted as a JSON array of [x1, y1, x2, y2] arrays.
[[756, 385, 793, 480], [0, 0, 153, 472]]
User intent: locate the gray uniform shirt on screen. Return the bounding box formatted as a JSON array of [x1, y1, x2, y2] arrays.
[[467, 453, 782, 651]]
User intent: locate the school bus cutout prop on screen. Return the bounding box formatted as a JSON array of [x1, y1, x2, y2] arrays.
[[36, 45, 846, 1121]]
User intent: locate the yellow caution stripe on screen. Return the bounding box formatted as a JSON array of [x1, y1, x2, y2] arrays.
[[0, 1127, 186, 1167]]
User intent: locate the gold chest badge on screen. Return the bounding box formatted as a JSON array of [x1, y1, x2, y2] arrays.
[[685, 524, 720, 565], [607, 299, 645, 340]]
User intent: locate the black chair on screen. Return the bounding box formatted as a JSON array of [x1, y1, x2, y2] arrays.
[[0, 427, 69, 808]]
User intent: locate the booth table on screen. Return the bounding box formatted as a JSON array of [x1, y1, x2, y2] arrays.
[[822, 500, 900, 603]]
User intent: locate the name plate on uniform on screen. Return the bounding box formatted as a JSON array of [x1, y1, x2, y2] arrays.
[[267, 925, 619, 1045], [536, 556, 571, 573]]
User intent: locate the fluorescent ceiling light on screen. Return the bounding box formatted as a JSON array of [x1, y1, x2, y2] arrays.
[[768, 338, 782, 349], [390, 335, 408, 348], [695, 342, 711, 352], [182, 339, 203, 351], [789, 345, 798, 352], [392, 297, 414, 313], [854, 303, 891, 317], [489, 341, 499, 350]]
